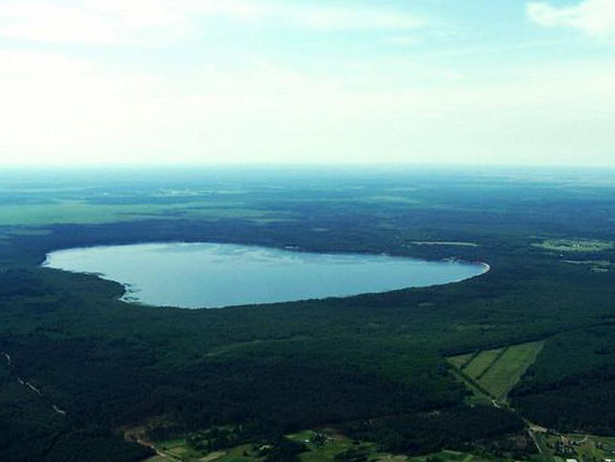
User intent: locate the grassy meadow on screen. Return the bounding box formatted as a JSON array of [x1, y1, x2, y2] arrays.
[[149, 429, 535, 462], [448, 342, 545, 401], [462, 349, 505, 380], [479, 342, 545, 399]]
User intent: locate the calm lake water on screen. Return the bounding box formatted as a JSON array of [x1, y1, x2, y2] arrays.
[[43, 243, 488, 308]]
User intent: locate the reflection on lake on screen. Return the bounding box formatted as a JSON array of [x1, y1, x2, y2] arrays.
[[43, 243, 488, 308]]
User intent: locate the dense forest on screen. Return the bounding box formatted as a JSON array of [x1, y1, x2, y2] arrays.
[[2, 167, 615, 461]]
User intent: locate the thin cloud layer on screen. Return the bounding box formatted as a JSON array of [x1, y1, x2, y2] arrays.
[[0, 0, 185, 45], [0, 0, 613, 167], [0, 0, 424, 45], [528, 0, 615, 39]]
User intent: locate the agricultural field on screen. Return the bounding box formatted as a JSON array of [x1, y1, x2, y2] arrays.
[[448, 353, 475, 369], [151, 431, 364, 462], [149, 430, 535, 462], [463, 349, 505, 380], [407, 449, 536, 462], [533, 239, 614, 253], [448, 342, 545, 401]]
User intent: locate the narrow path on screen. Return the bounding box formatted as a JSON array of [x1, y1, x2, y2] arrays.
[[530, 431, 540, 450], [2, 350, 68, 417], [52, 405, 67, 416], [529, 429, 544, 456], [527, 425, 556, 462], [26, 381, 42, 395]]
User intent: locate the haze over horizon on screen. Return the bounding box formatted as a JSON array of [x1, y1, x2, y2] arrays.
[[0, 0, 613, 168]]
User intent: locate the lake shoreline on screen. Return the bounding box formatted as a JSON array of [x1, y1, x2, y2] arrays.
[[43, 241, 490, 309]]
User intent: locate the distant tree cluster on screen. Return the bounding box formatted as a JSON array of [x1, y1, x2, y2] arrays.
[[342, 406, 526, 456]]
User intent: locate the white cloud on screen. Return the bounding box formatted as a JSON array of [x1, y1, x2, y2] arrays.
[[528, 0, 615, 38], [0, 2, 612, 168], [284, 4, 422, 31], [382, 36, 421, 47], [0, 3, 118, 45], [0, 48, 613, 167], [180, 0, 424, 31], [0, 0, 424, 46], [0, 0, 189, 45]]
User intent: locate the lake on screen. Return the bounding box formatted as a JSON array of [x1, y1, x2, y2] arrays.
[[43, 243, 489, 308]]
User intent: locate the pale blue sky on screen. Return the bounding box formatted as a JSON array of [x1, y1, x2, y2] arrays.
[[0, 0, 613, 167]]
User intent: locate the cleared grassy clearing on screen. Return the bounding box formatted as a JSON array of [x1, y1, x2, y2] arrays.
[[448, 353, 475, 369], [154, 427, 523, 462], [153, 431, 364, 462], [448, 341, 544, 401], [154, 437, 205, 461], [534, 239, 614, 253], [478, 342, 544, 399], [463, 349, 504, 380], [449, 369, 493, 405], [151, 432, 522, 462]]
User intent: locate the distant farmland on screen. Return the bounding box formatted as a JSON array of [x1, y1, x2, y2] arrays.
[[448, 341, 545, 400]]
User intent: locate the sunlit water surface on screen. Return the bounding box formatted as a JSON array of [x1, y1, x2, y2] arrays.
[[43, 243, 488, 308]]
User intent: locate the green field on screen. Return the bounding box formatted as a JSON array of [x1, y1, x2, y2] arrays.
[[448, 341, 544, 400], [478, 342, 545, 399], [448, 353, 475, 369], [534, 239, 614, 253], [449, 369, 493, 405], [152, 430, 530, 462], [462, 349, 504, 380], [152, 431, 366, 462]]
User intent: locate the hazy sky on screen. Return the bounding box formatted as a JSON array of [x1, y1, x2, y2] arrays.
[[0, 0, 613, 167]]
